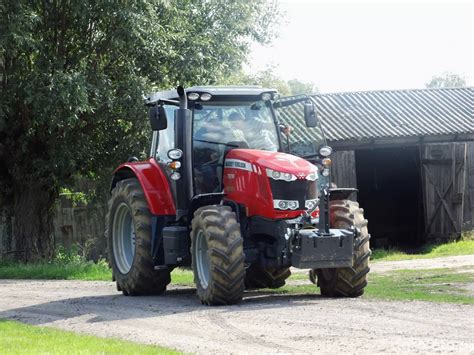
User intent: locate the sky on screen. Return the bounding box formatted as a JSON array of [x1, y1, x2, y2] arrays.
[[247, 0, 473, 94]]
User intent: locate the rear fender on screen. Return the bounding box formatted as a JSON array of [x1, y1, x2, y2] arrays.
[[111, 159, 176, 216]]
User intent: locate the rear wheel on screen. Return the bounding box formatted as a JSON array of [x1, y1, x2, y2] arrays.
[[106, 178, 171, 295], [312, 199, 371, 297], [191, 205, 245, 305], [244, 265, 291, 289]]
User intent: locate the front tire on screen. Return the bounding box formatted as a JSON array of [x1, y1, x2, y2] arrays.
[[191, 205, 245, 305], [313, 199, 371, 297], [106, 178, 171, 296], [244, 265, 291, 289]]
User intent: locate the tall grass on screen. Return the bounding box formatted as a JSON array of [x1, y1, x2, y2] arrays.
[[0, 246, 112, 280]]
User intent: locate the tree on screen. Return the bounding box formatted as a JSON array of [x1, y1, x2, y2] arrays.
[[227, 67, 318, 96], [287, 79, 318, 95], [0, 0, 279, 261], [426, 72, 466, 88]]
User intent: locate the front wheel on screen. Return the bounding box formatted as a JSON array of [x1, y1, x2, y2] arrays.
[[244, 265, 291, 289], [312, 199, 371, 297], [105, 178, 171, 295], [191, 205, 245, 305]]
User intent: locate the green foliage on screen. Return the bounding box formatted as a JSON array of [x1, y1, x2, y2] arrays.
[[0, 0, 280, 259], [371, 240, 474, 261], [461, 230, 474, 241], [58, 187, 90, 207], [0, 319, 180, 354], [225, 67, 318, 96], [287, 78, 318, 95], [426, 72, 466, 88]]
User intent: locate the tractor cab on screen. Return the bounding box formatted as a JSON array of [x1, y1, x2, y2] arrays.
[[146, 86, 331, 202], [107, 86, 370, 305]]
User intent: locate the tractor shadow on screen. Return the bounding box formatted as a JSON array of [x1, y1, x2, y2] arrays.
[[0, 284, 330, 326]]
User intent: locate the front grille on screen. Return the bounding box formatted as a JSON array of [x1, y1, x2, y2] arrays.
[[269, 178, 318, 209]]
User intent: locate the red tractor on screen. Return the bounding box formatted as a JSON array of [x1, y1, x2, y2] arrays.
[[106, 86, 370, 305]]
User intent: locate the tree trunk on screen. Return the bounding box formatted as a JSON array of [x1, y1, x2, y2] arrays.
[[13, 183, 55, 262]]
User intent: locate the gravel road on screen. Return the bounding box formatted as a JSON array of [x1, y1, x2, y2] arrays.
[[1, 257, 473, 354]]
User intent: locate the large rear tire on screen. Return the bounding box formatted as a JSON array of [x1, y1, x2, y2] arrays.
[[244, 265, 291, 289], [191, 205, 245, 305], [106, 178, 171, 296], [312, 199, 371, 297]]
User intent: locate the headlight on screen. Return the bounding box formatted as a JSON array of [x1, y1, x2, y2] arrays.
[[170, 172, 181, 180], [319, 146, 332, 157], [306, 172, 318, 181], [167, 149, 183, 160], [266, 168, 297, 182], [274, 199, 299, 210], [200, 93, 212, 101], [187, 92, 200, 100], [261, 93, 272, 101], [305, 199, 319, 211]]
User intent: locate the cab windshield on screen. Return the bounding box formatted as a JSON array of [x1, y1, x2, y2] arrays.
[[192, 100, 279, 194], [193, 101, 279, 152]]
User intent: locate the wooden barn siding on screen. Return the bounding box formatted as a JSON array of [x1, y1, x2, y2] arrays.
[[421, 143, 467, 240], [0, 209, 14, 258], [0, 199, 107, 260], [466, 142, 474, 228], [330, 150, 357, 188]]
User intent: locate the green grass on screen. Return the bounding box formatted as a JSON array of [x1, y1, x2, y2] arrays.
[[363, 267, 474, 304], [371, 240, 474, 262], [0, 319, 180, 354], [171, 268, 194, 286], [0, 259, 112, 280], [266, 267, 474, 304]]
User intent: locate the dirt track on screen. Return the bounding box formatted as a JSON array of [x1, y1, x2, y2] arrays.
[[1, 257, 474, 354]]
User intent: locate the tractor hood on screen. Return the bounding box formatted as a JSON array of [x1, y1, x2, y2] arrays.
[[225, 149, 318, 178]]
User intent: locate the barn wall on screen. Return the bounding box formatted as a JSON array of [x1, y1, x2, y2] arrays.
[[0, 198, 106, 261], [330, 150, 357, 188], [464, 142, 474, 229], [0, 208, 14, 258], [420, 142, 467, 241], [330, 141, 473, 244]]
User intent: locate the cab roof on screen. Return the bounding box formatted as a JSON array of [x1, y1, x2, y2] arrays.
[[145, 86, 278, 105]]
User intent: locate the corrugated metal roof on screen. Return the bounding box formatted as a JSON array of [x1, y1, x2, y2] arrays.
[[311, 87, 473, 142]]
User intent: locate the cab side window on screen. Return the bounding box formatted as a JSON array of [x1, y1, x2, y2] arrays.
[[156, 105, 178, 161]]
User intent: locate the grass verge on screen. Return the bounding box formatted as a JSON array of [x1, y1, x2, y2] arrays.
[[0, 319, 180, 354], [0, 259, 112, 280], [269, 267, 474, 304], [371, 240, 474, 262]]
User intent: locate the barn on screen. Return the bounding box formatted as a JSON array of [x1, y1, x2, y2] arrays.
[[311, 87, 473, 248]]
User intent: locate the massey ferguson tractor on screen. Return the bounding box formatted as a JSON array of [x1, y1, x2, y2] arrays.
[[106, 86, 370, 305]]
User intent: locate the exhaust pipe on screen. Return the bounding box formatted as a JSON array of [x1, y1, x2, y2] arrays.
[[177, 86, 187, 109]]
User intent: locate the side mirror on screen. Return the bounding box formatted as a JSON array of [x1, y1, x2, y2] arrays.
[[149, 105, 168, 131], [304, 101, 318, 127]]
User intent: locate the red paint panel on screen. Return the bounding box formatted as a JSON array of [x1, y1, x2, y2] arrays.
[[223, 149, 317, 220], [113, 158, 175, 215]]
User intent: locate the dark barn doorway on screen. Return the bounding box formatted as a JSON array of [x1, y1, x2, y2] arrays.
[[355, 147, 425, 248]]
